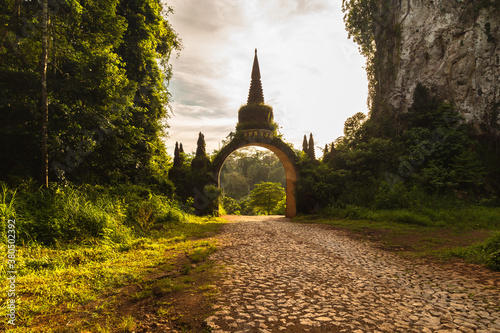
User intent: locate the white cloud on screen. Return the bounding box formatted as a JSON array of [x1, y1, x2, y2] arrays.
[[165, 0, 368, 156]]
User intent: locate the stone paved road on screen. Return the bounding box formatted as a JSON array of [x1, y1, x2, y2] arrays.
[[206, 216, 500, 333]]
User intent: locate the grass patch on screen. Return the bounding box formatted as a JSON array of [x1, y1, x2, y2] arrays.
[[442, 232, 500, 270], [118, 315, 137, 332], [320, 204, 500, 230], [0, 182, 225, 332], [296, 204, 500, 270]]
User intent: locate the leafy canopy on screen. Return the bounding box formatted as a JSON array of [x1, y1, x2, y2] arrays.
[[249, 182, 286, 215]]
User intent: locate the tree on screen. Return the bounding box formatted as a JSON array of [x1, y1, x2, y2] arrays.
[[0, 0, 180, 185], [191, 132, 210, 170], [220, 148, 286, 201], [249, 182, 285, 215], [302, 134, 308, 154], [308, 133, 316, 160], [173, 141, 181, 167], [178, 142, 185, 165], [40, 0, 48, 186], [343, 112, 367, 143]]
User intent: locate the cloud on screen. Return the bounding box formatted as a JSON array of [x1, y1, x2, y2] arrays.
[[170, 71, 229, 110], [164, 0, 369, 158], [166, 111, 237, 153], [169, 1, 247, 33]]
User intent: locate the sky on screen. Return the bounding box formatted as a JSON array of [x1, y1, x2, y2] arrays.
[[164, 0, 368, 156]]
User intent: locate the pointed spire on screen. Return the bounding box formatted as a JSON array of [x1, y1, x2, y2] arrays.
[[247, 49, 265, 105]]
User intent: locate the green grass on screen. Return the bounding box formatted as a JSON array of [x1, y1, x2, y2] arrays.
[[297, 204, 500, 270], [118, 315, 137, 331], [0, 183, 225, 332], [441, 232, 500, 270], [320, 204, 500, 230], [0, 217, 224, 331]]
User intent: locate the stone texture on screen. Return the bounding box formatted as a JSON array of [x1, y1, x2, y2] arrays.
[[206, 219, 500, 332], [380, 0, 500, 128]]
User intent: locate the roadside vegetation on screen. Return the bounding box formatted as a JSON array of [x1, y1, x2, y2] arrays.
[[0, 182, 224, 332], [296, 205, 500, 271], [1, 2, 500, 333], [333, 0, 500, 270], [294, 84, 500, 271]]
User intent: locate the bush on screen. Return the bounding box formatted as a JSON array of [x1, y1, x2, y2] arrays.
[[17, 186, 131, 246], [374, 183, 411, 209], [444, 232, 500, 271], [482, 233, 500, 270], [1, 183, 190, 246], [221, 197, 241, 215]]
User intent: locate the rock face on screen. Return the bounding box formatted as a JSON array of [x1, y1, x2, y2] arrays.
[[378, 0, 499, 129]]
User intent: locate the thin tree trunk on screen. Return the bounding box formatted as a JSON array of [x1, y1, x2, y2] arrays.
[[0, 0, 22, 44], [41, 0, 49, 187]]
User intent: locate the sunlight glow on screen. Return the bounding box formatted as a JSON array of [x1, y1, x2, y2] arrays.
[[165, 0, 368, 157]]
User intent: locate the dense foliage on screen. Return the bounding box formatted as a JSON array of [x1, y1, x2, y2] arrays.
[[218, 148, 286, 215], [0, 182, 187, 247], [249, 182, 285, 215], [0, 0, 180, 186], [220, 148, 285, 200], [296, 83, 498, 214]]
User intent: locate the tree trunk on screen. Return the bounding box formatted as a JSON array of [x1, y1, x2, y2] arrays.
[[41, 0, 49, 187], [0, 0, 22, 44]]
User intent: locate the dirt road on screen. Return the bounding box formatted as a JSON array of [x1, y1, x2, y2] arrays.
[[206, 216, 500, 332]]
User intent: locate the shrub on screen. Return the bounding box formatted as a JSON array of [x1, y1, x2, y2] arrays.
[[17, 186, 130, 246], [237, 104, 274, 126], [1, 183, 190, 246], [445, 232, 500, 271], [221, 197, 241, 215], [481, 232, 500, 270]]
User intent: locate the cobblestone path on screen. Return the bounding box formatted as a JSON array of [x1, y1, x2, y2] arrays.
[[206, 217, 500, 333]]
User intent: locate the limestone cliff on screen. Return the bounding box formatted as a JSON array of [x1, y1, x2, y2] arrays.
[[373, 0, 500, 132]]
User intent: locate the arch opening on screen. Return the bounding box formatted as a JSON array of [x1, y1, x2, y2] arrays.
[[213, 141, 297, 218], [220, 146, 286, 204]]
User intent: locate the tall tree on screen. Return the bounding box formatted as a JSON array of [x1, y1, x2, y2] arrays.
[[0, 0, 180, 185], [0, 0, 22, 44], [191, 132, 210, 170], [178, 142, 185, 165], [115, 0, 181, 183], [343, 112, 367, 143], [40, 0, 49, 186], [173, 141, 181, 167], [308, 133, 316, 160], [302, 134, 308, 154]]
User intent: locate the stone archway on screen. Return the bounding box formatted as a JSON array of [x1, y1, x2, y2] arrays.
[[211, 49, 298, 217], [212, 129, 298, 218]]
